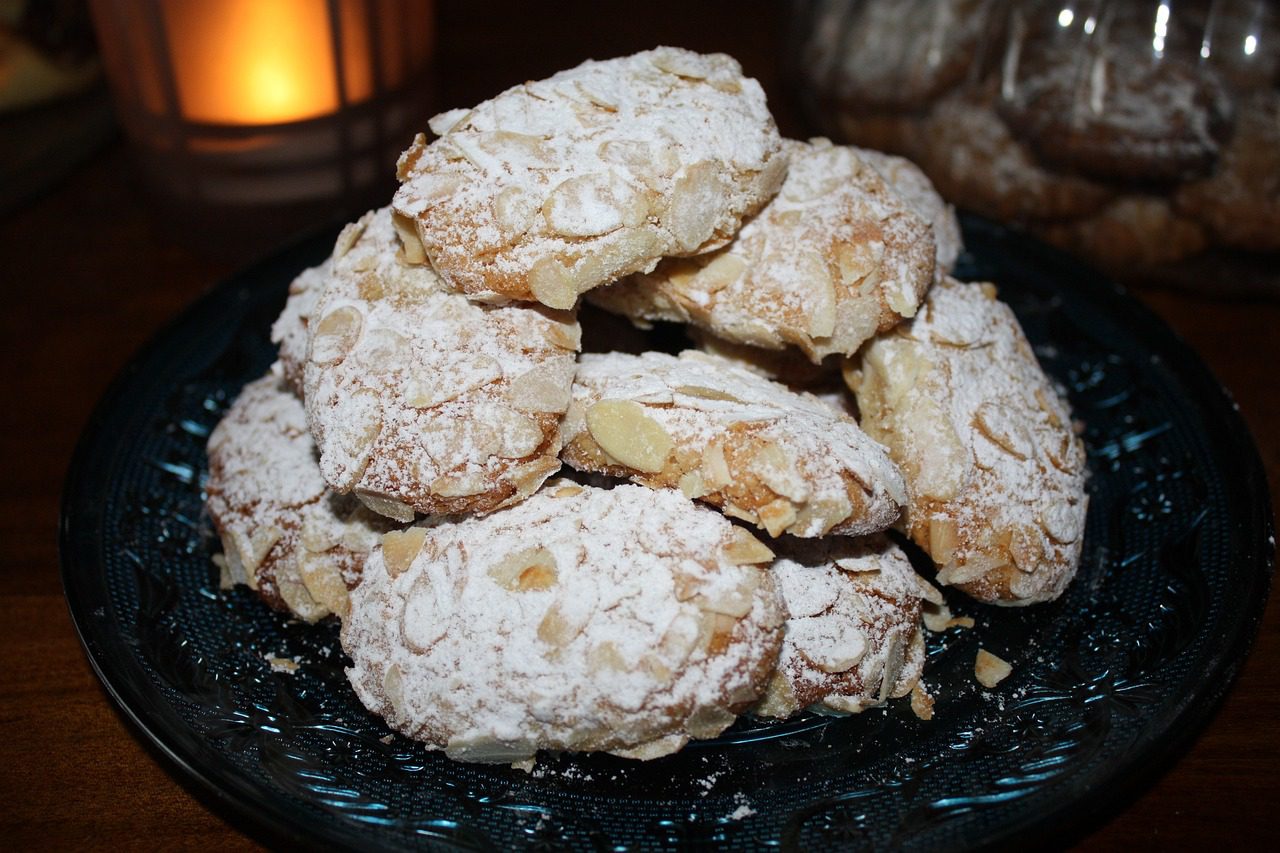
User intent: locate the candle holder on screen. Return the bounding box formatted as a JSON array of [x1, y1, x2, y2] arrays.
[[89, 0, 434, 258]]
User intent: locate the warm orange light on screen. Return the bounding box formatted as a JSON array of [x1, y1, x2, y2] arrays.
[[162, 0, 348, 125]]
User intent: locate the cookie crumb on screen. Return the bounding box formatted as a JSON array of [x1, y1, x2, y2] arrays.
[[922, 602, 975, 632], [910, 682, 935, 720], [264, 655, 299, 673], [975, 649, 1012, 688]]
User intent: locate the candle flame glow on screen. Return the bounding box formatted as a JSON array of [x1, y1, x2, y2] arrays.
[[162, 0, 343, 125]]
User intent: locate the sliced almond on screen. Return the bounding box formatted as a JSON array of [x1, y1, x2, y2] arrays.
[[641, 655, 674, 686], [973, 402, 1031, 460], [975, 649, 1012, 688], [791, 616, 866, 673], [493, 186, 539, 238], [927, 517, 959, 566], [427, 107, 468, 136], [1010, 524, 1045, 573], [544, 320, 582, 351], [488, 546, 558, 591], [310, 305, 364, 365], [910, 683, 935, 720], [696, 611, 739, 656], [650, 47, 710, 79], [528, 258, 577, 310], [750, 442, 811, 503], [381, 527, 429, 578], [321, 390, 382, 490], [667, 161, 727, 251], [353, 490, 412, 522], [401, 568, 453, 652], [382, 664, 405, 719], [1038, 501, 1084, 544], [542, 172, 642, 238], [794, 252, 837, 339], [355, 328, 409, 374], [505, 359, 575, 413], [404, 354, 502, 409], [226, 526, 278, 588], [537, 599, 589, 648], [494, 410, 545, 458], [584, 399, 673, 473], [684, 705, 736, 740], [658, 611, 700, 667], [791, 493, 855, 537], [391, 211, 427, 264], [758, 498, 798, 537], [298, 512, 340, 550], [1034, 387, 1064, 429], [429, 471, 489, 498], [700, 441, 733, 489], [754, 673, 800, 719], [333, 217, 368, 258], [694, 570, 760, 618], [297, 553, 350, 619], [722, 528, 774, 565], [679, 470, 708, 499], [587, 641, 627, 674], [475, 130, 551, 163], [689, 251, 746, 295]]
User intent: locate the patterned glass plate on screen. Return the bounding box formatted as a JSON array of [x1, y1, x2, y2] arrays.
[[62, 217, 1274, 851]]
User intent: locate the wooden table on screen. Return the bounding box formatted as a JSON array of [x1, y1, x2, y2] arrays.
[[2, 2, 1276, 848]]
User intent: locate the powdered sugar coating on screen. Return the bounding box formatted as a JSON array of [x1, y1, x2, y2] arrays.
[[205, 375, 396, 621], [392, 47, 787, 308], [756, 535, 935, 718], [341, 482, 785, 762], [302, 208, 580, 519], [855, 147, 963, 280], [848, 277, 1088, 605], [271, 259, 329, 395], [563, 351, 906, 539], [588, 138, 935, 362]]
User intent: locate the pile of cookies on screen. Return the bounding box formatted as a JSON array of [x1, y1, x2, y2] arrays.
[[205, 47, 1087, 765]]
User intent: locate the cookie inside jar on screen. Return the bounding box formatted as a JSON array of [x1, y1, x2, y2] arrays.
[[791, 0, 1280, 295]]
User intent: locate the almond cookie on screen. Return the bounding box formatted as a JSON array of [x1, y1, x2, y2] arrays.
[[917, 85, 1114, 223], [588, 138, 935, 363], [341, 481, 785, 763], [1176, 90, 1280, 253], [996, 8, 1234, 183], [1040, 195, 1209, 275], [392, 46, 787, 309], [801, 0, 992, 111], [302, 208, 580, 522], [847, 277, 1087, 605], [562, 351, 906, 539], [755, 535, 938, 718], [205, 375, 396, 622]]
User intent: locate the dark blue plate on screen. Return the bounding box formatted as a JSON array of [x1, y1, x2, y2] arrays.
[[61, 217, 1274, 850]]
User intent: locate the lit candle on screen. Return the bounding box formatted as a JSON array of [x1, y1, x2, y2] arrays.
[[89, 0, 433, 253], [162, 0, 352, 125]]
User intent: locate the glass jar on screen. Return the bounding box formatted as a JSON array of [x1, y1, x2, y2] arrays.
[[790, 0, 1280, 295]]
